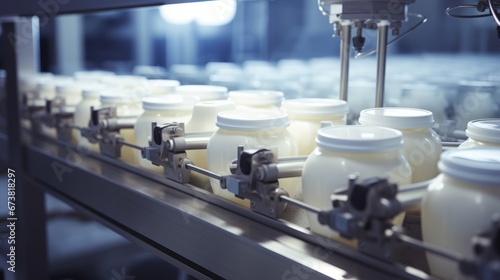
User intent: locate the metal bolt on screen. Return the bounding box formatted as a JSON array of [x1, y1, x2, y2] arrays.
[[251, 201, 256, 208]]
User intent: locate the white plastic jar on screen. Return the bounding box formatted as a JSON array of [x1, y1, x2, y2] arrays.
[[206, 110, 298, 207], [100, 90, 144, 165], [145, 79, 180, 96], [37, 77, 74, 138], [184, 100, 235, 190], [458, 119, 500, 149], [302, 126, 412, 240], [359, 107, 442, 183], [185, 100, 236, 169], [56, 82, 82, 108], [134, 95, 199, 173], [421, 148, 500, 280], [227, 90, 284, 110], [453, 81, 498, 131], [175, 85, 228, 101], [285, 98, 349, 155], [74, 85, 105, 151], [398, 84, 450, 125]]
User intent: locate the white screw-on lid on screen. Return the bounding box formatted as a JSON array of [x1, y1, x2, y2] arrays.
[[100, 90, 135, 104], [359, 107, 434, 129], [74, 70, 115, 81], [146, 79, 180, 94], [82, 85, 106, 98], [176, 85, 228, 101], [458, 80, 496, 93], [465, 119, 500, 143], [439, 148, 500, 185], [56, 83, 82, 96], [142, 94, 199, 111], [216, 110, 290, 131], [316, 126, 403, 152], [228, 90, 284, 107], [285, 98, 349, 116]]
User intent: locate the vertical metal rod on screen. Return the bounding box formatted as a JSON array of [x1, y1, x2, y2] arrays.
[[339, 24, 351, 101], [375, 21, 389, 108]]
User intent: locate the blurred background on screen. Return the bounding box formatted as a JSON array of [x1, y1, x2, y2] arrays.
[[31, 0, 498, 74]]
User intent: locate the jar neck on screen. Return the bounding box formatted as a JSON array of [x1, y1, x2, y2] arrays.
[[318, 147, 401, 159], [442, 174, 499, 189], [142, 109, 191, 116], [288, 113, 345, 121], [218, 127, 288, 135], [399, 127, 431, 133], [468, 138, 500, 146], [83, 95, 100, 101]]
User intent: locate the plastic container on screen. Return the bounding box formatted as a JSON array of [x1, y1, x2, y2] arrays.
[[184, 100, 236, 190], [100, 90, 144, 165], [37, 76, 73, 138], [144, 79, 180, 96], [206, 110, 298, 207], [56, 82, 82, 108], [134, 95, 199, 173], [421, 149, 500, 280], [453, 81, 498, 131], [302, 126, 412, 240], [285, 98, 349, 155], [175, 85, 228, 101], [359, 108, 442, 183], [74, 85, 106, 151], [398, 84, 449, 125], [227, 90, 284, 110], [458, 119, 500, 149]]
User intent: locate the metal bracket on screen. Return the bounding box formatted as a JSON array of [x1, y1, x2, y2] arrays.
[[460, 215, 500, 280], [220, 147, 289, 219], [318, 176, 402, 260], [142, 122, 196, 184], [80, 106, 135, 159], [36, 98, 75, 141]]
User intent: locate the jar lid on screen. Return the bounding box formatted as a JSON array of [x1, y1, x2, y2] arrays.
[[216, 110, 290, 131], [359, 107, 434, 129], [74, 70, 115, 81], [285, 98, 349, 116], [146, 79, 180, 93], [465, 119, 500, 143], [100, 90, 135, 104], [82, 85, 106, 98], [228, 90, 284, 107], [176, 85, 228, 101], [142, 94, 199, 111], [439, 148, 500, 185], [316, 126, 403, 152], [458, 80, 496, 93], [56, 83, 82, 96]]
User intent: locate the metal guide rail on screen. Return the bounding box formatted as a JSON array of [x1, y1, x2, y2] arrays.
[[24, 103, 499, 279]]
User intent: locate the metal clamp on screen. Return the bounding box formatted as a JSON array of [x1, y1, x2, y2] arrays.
[[142, 122, 210, 184], [220, 146, 290, 219], [36, 98, 75, 141], [80, 106, 136, 159], [318, 176, 402, 260]]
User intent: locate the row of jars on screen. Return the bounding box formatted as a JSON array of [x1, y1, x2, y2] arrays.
[[171, 56, 500, 131], [24, 70, 500, 280]]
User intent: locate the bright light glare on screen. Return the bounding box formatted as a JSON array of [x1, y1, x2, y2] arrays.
[[159, 0, 237, 26]]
